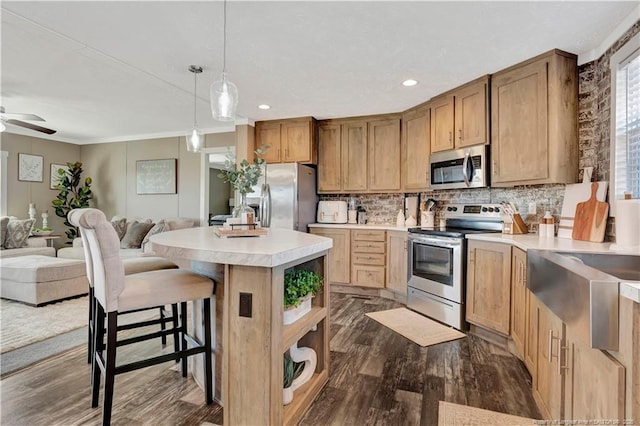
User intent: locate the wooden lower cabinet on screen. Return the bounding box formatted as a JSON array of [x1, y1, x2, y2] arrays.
[[309, 228, 350, 284], [524, 289, 538, 376], [386, 230, 408, 295], [510, 247, 527, 358], [466, 240, 512, 335], [563, 328, 625, 422], [351, 230, 385, 288], [533, 301, 565, 420]]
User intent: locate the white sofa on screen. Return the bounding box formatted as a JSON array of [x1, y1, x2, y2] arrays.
[[57, 216, 195, 260], [0, 237, 56, 259]]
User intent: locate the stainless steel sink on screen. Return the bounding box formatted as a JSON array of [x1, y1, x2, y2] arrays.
[[527, 250, 640, 351]]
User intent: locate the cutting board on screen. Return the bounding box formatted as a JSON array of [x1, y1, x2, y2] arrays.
[[557, 181, 608, 239], [572, 182, 609, 242]]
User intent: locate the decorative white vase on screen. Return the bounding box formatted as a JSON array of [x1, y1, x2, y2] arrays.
[[283, 342, 317, 406], [283, 296, 312, 325]]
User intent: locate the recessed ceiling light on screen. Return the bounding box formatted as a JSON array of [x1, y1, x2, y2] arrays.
[[402, 79, 418, 87], [258, 104, 271, 110]]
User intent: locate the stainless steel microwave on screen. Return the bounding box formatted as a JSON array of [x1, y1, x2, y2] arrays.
[[429, 144, 490, 190]]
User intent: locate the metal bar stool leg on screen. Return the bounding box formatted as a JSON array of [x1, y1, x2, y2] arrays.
[[203, 297, 213, 404], [180, 302, 188, 377], [160, 306, 167, 345], [172, 303, 179, 361], [91, 303, 105, 408], [102, 311, 118, 426]]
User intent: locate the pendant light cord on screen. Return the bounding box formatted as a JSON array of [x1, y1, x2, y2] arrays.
[[222, 0, 227, 74], [193, 70, 198, 125]]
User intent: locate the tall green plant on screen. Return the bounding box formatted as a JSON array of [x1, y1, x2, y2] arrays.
[[51, 161, 93, 242]]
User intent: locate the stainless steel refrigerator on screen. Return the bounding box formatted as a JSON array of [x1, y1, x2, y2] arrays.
[[245, 163, 318, 232]]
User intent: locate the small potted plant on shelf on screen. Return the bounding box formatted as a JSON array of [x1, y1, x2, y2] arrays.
[[283, 355, 304, 405], [283, 269, 323, 325]]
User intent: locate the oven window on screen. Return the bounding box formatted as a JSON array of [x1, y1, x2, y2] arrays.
[[412, 242, 453, 286]]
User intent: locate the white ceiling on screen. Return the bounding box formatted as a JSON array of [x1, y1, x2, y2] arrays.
[[1, 1, 638, 145]]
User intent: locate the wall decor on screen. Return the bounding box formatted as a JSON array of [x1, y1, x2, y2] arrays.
[[136, 158, 177, 194], [50, 163, 69, 189], [18, 153, 43, 182]]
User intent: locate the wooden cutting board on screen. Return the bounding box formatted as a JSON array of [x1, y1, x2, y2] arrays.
[[572, 182, 609, 242]]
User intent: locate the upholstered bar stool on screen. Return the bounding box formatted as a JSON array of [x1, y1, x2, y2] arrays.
[[68, 210, 180, 365], [70, 208, 214, 425]]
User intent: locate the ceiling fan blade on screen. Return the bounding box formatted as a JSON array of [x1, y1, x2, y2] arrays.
[[5, 119, 57, 135], [0, 112, 45, 121]]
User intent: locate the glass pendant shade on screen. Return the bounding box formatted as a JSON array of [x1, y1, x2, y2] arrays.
[[186, 125, 203, 152], [210, 72, 238, 122]]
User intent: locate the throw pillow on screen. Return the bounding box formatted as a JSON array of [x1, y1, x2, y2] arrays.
[[111, 217, 128, 241], [120, 221, 154, 249], [140, 219, 169, 251], [0, 216, 10, 249], [4, 218, 35, 249]]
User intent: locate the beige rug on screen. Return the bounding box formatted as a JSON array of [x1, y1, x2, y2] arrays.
[[0, 296, 89, 353], [438, 401, 539, 425], [365, 308, 465, 347]]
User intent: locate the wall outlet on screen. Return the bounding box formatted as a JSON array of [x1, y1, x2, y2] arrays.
[[528, 202, 537, 215]]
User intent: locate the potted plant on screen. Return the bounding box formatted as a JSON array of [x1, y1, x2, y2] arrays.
[[283, 343, 317, 406], [51, 161, 93, 243], [217, 145, 268, 218], [283, 269, 323, 325]]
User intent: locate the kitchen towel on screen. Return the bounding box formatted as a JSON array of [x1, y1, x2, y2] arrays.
[[612, 199, 640, 250]]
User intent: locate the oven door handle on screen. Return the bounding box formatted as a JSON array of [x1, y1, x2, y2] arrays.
[[408, 234, 462, 249], [462, 151, 471, 187]]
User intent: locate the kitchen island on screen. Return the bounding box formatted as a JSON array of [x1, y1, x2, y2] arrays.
[[150, 227, 333, 425]]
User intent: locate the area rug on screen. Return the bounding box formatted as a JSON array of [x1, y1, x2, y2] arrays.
[[365, 308, 465, 347], [0, 296, 89, 353], [438, 401, 539, 425]]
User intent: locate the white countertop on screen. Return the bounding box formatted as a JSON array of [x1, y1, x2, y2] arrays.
[[467, 233, 640, 303], [309, 223, 410, 231], [150, 226, 333, 268], [466, 232, 640, 255]]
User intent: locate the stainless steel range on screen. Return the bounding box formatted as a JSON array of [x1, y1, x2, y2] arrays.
[[407, 203, 503, 330]]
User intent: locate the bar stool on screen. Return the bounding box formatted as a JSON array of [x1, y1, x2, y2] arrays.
[[70, 208, 214, 425], [68, 210, 180, 365]]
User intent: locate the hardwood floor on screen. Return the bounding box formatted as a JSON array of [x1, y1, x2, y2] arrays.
[[0, 293, 540, 425]]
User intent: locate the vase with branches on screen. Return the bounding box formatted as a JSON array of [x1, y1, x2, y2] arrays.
[[51, 161, 93, 242], [217, 145, 268, 218]]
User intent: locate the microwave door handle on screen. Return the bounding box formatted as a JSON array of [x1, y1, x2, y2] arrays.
[[462, 152, 471, 187]]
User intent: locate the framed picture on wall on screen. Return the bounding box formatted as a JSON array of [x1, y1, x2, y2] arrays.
[[50, 163, 69, 189], [18, 153, 43, 182], [136, 158, 177, 194]]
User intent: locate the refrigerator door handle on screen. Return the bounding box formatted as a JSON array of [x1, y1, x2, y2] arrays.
[[261, 183, 272, 228]]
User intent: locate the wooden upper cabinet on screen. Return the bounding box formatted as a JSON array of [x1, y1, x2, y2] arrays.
[[368, 118, 401, 191], [430, 95, 455, 153], [466, 240, 512, 336], [317, 114, 401, 193], [402, 106, 430, 191], [255, 121, 282, 163], [430, 76, 490, 154], [317, 124, 342, 192], [455, 76, 489, 148], [254, 117, 317, 164], [341, 121, 368, 192], [491, 50, 578, 186]]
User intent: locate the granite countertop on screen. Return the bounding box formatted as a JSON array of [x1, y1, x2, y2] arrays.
[[150, 226, 333, 268], [308, 223, 410, 231]]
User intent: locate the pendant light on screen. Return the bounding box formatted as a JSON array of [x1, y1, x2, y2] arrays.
[[187, 65, 204, 153], [210, 0, 238, 121]]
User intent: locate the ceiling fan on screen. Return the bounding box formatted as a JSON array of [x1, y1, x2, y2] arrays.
[[0, 106, 57, 135]]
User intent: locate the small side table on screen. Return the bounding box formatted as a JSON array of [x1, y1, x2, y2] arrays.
[[30, 235, 61, 247]]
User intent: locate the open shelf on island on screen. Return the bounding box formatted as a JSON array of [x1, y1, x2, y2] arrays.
[[283, 370, 329, 425], [282, 306, 327, 350]]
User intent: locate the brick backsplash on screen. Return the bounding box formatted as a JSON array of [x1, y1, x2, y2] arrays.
[[319, 21, 639, 241]]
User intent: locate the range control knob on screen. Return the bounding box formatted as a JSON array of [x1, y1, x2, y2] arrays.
[[482, 207, 488, 212], [495, 207, 500, 213], [488, 207, 494, 212]]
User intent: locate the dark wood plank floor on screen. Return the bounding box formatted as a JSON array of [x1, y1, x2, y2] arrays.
[[0, 293, 540, 425]]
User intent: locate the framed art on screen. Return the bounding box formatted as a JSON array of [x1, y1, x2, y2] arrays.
[[50, 163, 69, 189], [136, 158, 177, 194], [18, 153, 44, 182]]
